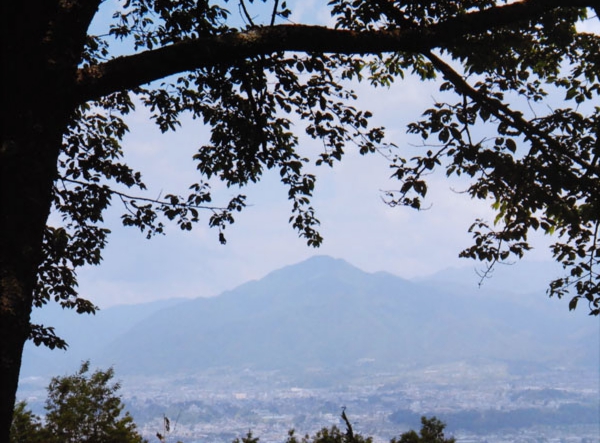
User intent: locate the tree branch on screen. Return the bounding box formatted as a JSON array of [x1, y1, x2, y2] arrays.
[[239, 0, 255, 27], [424, 51, 600, 178], [270, 0, 280, 26], [59, 177, 228, 212], [75, 0, 595, 102]]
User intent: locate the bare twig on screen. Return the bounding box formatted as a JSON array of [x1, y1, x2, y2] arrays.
[[59, 177, 227, 211], [270, 0, 280, 26], [239, 0, 255, 27]]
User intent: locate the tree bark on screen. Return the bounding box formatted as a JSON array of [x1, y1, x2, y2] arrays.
[[0, 118, 66, 442], [1, 0, 99, 438], [0, 66, 72, 436]]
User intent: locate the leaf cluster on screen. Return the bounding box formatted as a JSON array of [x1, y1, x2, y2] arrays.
[[391, 416, 455, 443], [237, 414, 452, 443], [347, 4, 600, 314]]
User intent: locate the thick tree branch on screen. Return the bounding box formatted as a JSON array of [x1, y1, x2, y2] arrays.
[[75, 0, 595, 102]]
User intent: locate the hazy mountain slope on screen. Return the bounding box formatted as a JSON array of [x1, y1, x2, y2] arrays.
[[20, 298, 188, 377], [92, 256, 598, 376], [417, 260, 564, 295]]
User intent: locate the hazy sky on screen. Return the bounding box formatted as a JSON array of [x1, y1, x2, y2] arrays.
[[72, 2, 597, 308]]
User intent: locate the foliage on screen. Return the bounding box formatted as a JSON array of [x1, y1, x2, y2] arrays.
[[42, 361, 146, 443], [9, 362, 146, 442], [251, 412, 450, 443], [268, 408, 373, 443], [286, 426, 372, 443], [391, 416, 455, 443], [9, 402, 46, 443], [332, 1, 600, 314], [390, 15, 600, 314]]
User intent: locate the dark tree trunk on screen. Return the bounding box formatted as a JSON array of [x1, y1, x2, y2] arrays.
[[1, 0, 98, 437], [0, 116, 67, 441], [0, 137, 62, 442], [1, 6, 81, 442]]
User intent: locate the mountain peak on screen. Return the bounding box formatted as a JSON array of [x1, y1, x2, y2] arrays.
[[278, 255, 359, 273], [259, 255, 367, 288]]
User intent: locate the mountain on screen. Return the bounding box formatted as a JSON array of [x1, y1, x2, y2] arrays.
[[20, 255, 598, 382]]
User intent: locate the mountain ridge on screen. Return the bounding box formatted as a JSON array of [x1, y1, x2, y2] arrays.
[[20, 255, 598, 382]]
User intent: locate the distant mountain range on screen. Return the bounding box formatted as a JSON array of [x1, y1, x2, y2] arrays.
[[20, 256, 599, 382]]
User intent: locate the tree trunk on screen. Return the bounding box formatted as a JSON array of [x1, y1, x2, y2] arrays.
[[1, 37, 72, 440], [1, 1, 91, 437], [0, 281, 32, 441], [0, 125, 65, 441]]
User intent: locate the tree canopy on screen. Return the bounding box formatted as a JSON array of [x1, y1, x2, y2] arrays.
[[392, 416, 455, 443], [9, 401, 45, 443], [286, 412, 453, 443], [10, 361, 146, 443], [1, 0, 598, 439]]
